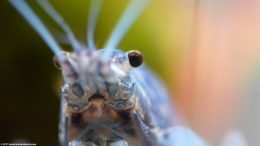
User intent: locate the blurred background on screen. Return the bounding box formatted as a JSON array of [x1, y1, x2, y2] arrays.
[[0, 0, 260, 145]]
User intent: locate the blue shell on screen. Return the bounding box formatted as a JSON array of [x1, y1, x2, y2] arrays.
[[132, 65, 178, 129]]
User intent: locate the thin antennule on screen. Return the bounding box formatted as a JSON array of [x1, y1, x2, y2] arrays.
[[103, 0, 149, 59], [9, 0, 65, 61], [36, 0, 81, 51], [87, 0, 103, 49]]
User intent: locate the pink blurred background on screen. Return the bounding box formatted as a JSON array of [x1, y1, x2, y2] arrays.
[[170, 0, 260, 145]]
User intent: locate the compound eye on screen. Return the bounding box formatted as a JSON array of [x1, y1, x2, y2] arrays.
[[53, 56, 61, 69], [72, 83, 84, 98], [127, 50, 143, 67]]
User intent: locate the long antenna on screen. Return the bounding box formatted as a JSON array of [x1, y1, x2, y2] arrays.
[[36, 0, 81, 51], [103, 0, 149, 59], [9, 0, 65, 60], [87, 0, 103, 49]]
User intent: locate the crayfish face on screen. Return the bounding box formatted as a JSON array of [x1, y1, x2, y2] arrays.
[[59, 49, 138, 114]]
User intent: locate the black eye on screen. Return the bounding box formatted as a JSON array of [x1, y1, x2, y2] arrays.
[[53, 56, 61, 69], [127, 50, 143, 67]]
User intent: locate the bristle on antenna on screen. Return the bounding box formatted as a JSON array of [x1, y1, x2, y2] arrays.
[[9, 0, 65, 61], [103, 0, 149, 60], [36, 0, 81, 51], [87, 0, 103, 49]]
